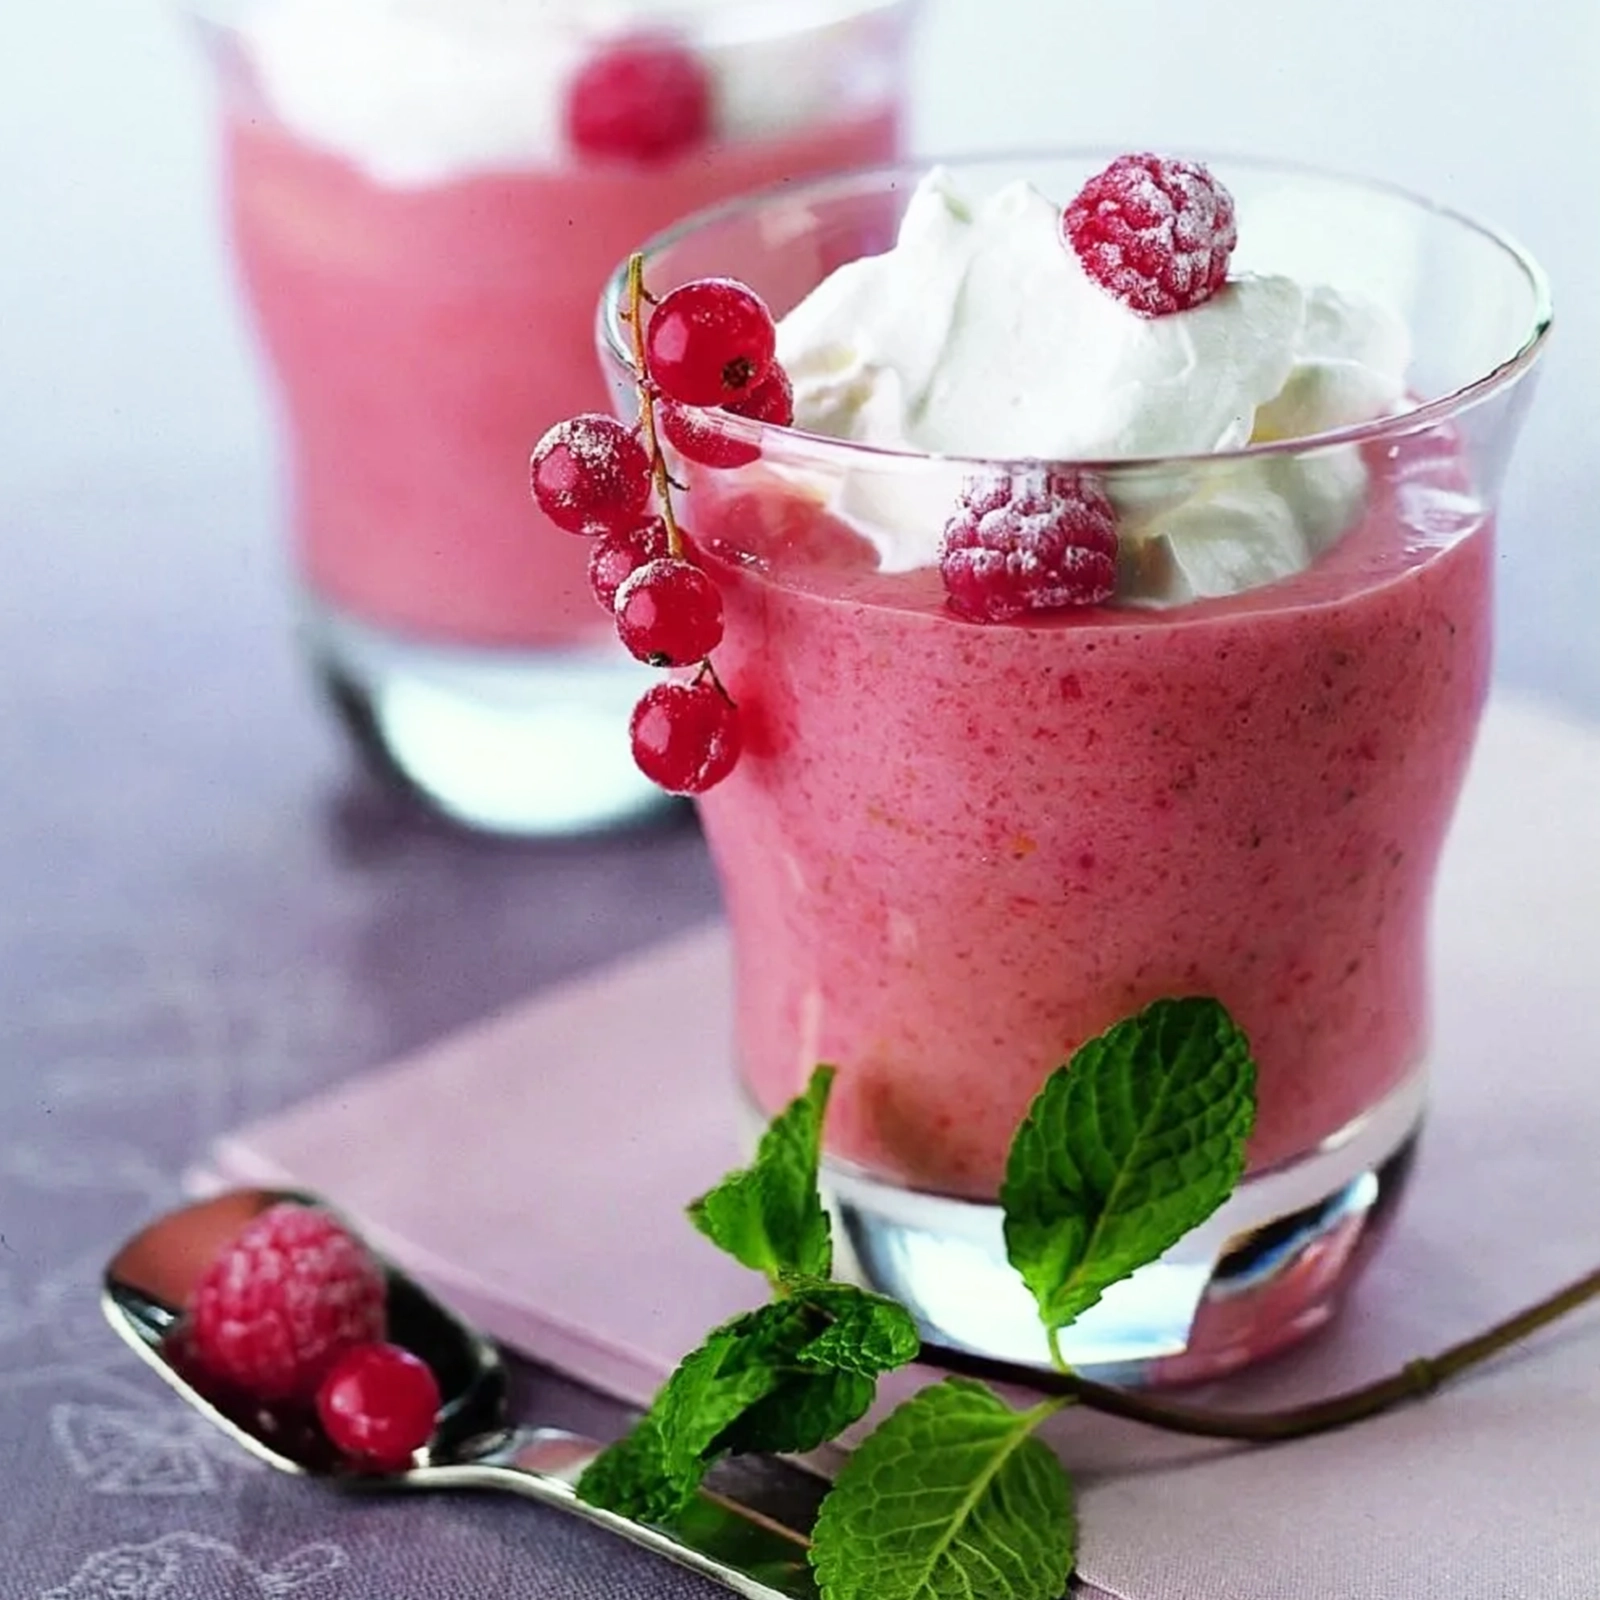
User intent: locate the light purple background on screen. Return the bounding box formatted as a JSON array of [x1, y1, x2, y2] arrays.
[[1, 2, 1593, 1595]]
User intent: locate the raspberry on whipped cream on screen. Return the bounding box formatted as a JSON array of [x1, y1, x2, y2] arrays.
[[239, 0, 901, 186], [772, 165, 1413, 606]]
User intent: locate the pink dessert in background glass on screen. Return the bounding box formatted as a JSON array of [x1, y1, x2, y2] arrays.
[[189, 0, 916, 834], [598, 154, 1550, 1381]]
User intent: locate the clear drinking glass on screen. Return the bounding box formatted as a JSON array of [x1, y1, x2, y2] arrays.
[[186, 0, 919, 835], [598, 154, 1551, 1383]]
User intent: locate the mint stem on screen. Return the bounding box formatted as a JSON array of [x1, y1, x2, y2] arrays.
[[925, 1263, 1600, 1443]]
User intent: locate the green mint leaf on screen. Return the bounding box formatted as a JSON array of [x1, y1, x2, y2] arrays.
[[716, 1282, 921, 1456], [716, 1366, 876, 1457], [688, 1066, 835, 1288], [576, 1422, 688, 1523], [1001, 996, 1257, 1336], [792, 1283, 922, 1377], [810, 1377, 1074, 1600], [580, 1300, 809, 1518], [654, 1301, 815, 1485]]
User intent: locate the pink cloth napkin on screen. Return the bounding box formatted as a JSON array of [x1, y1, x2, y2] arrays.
[[196, 694, 1600, 1599]]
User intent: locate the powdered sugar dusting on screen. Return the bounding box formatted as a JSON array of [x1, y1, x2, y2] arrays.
[[1064, 153, 1238, 318], [939, 468, 1118, 621]]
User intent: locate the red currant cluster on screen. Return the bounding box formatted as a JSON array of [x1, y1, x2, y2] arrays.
[[530, 263, 792, 795], [178, 1201, 440, 1474]]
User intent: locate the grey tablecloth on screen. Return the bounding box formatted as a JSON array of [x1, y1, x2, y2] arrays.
[[0, 469, 796, 1596]]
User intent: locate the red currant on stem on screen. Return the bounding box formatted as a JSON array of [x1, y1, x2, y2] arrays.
[[630, 672, 742, 795], [615, 557, 724, 666], [645, 278, 777, 407], [587, 516, 671, 612]]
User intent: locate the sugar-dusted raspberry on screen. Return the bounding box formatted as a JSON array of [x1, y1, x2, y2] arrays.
[[316, 1341, 441, 1473], [939, 468, 1119, 622], [630, 679, 741, 794], [646, 279, 777, 408], [1064, 154, 1237, 317], [564, 36, 712, 166], [660, 363, 795, 469], [530, 414, 653, 535], [187, 1202, 387, 1404], [588, 516, 672, 612]]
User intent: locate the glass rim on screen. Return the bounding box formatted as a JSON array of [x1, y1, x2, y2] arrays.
[[181, 0, 915, 45], [597, 146, 1554, 475]]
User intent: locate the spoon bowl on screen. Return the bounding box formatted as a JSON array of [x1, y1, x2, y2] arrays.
[[103, 1188, 819, 1599]]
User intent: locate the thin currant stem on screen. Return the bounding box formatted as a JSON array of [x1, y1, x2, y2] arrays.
[[923, 1263, 1600, 1443], [625, 251, 686, 561]]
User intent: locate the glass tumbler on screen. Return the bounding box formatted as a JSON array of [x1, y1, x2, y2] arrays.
[[188, 0, 919, 834], [598, 154, 1551, 1383]]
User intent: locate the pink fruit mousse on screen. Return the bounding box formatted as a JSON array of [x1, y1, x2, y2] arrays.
[[641, 160, 1501, 1203], [216, 10, 905, 650], [689, 438, 1489, 1198]]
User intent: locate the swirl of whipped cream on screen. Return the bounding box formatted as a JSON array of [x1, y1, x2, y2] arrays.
[[775, 167, 1412, 604], [238, 0, 899, 187]]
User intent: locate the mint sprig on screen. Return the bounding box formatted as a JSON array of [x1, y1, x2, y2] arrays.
[[1002, 997, 1257, 1348], [689, 1065, 836, 1289], [580, 1000, 1259, 1600], [811, 1378, 1074, 1600]]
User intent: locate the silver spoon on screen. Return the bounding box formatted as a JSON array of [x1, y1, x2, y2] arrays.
[[103, 1188, 819, 1600]]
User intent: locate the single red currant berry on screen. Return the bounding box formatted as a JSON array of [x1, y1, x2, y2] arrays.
[[186, 1202, 387, 1404], [614, 557, 724, 666], [729, 362, 795, 426], [658, 359, 795, 468], [529, 414, 652, 535], [315, 1341, 441, 1473], [1063, 153, 1237, 317], [646, 279, 777, 407], [629, 679, 741, 794], [564, 36, 712, 165], [939, 468, 1119, 623], [587, 516, 672, 612], [659, 401, 755, 469]]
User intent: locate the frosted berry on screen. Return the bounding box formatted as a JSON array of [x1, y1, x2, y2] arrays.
[[614, 557, 724, 665], [315, 1341, 441, 1473], [1064, 154, 1237, 317], [564, 37, 712, 165], [530, 414, 652, 535], [660, 363, 795, 468], [630, 679, 741, 793], [940, 469, 1119, 622], [646, 279, 777, 407], [187, 1203, 387, 1404], [588, 516, 672, 612]]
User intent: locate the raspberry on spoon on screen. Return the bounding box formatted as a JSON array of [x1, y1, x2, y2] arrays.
[[185, 1202, 387, 1404], [529, 414, 653, 535], [315, 1341, 441, 1473], [1063, 153, 1237, 317], [630, 679, 741, 794], [614, 556, 725, 666], [939, 468, 1119, 622], [564, 36, 712, 166], [646, 278, 778, 407]]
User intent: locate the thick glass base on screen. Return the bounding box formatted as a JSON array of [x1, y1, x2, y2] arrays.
[[822, 1071, 1426, 1387], [301, 597, 677, 838]]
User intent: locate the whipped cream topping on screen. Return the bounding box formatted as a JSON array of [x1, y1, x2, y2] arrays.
[[775, 168, 1413, 604], [239, 0, 895, 187]]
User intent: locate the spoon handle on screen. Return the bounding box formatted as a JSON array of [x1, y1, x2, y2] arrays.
[[420, 1427, 817, 1600]]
